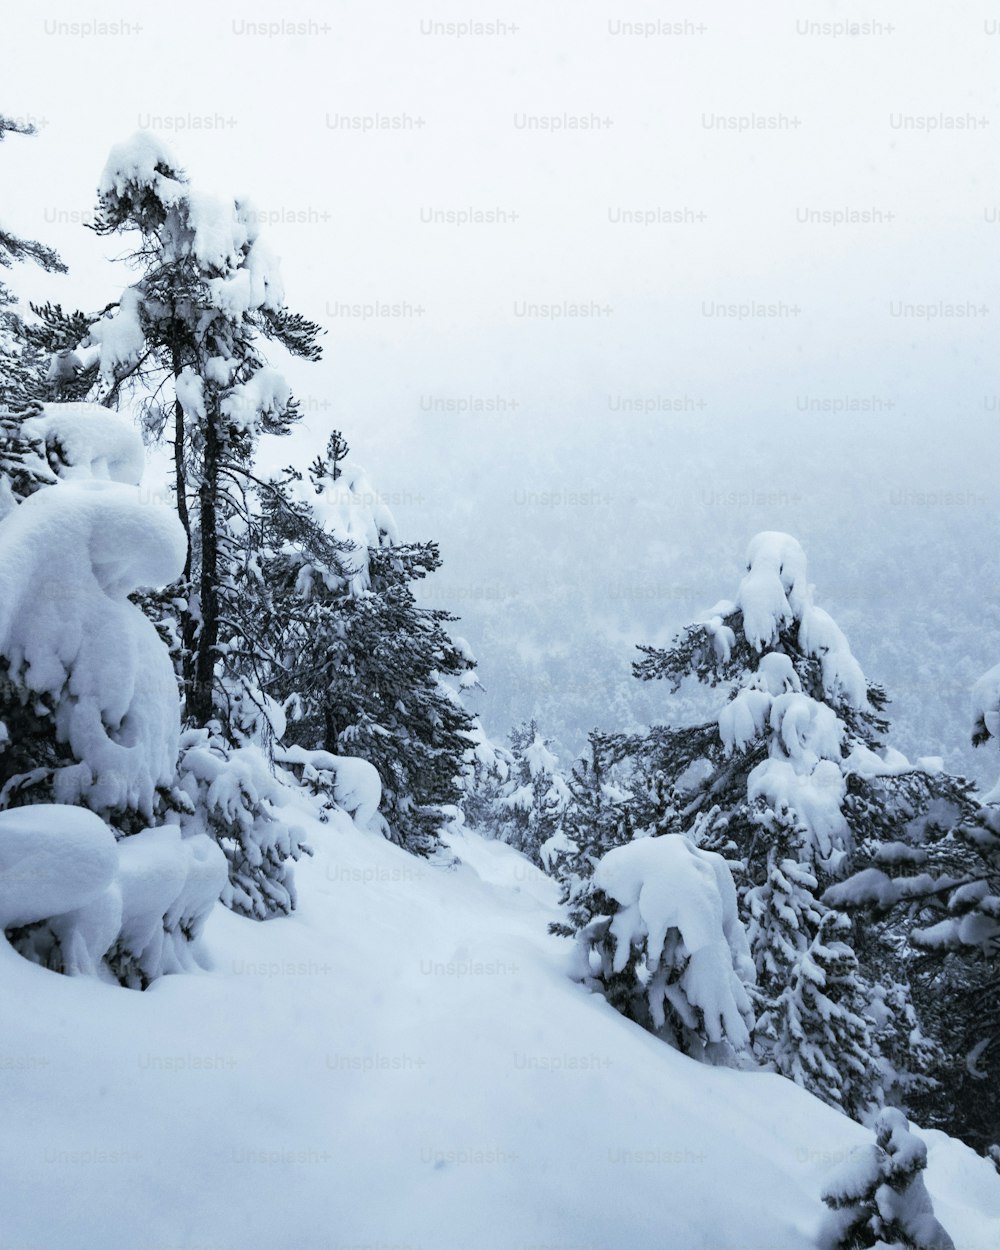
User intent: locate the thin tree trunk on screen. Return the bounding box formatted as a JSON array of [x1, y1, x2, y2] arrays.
[[191, 413, 220, 725], [172, 344, 197, 717]]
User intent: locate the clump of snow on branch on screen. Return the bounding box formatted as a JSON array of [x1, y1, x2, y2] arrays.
[[580, 834, 755, 1060], [22, 403, 145, 485], [277, 744, 387, 835], [0, 479, 185, 817]]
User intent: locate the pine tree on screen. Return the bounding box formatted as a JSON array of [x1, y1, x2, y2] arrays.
[[0, 116, 68, 411], [591, 533, 965, 1112], [819, 1108, 955, 1250], [745, 801, 882, 1114], [485, 720, 571, 863], [547, 731, 635, 937], [85, 131, 323, 730], [261, 433, 478, 855], [573, 832, 756, 1064], [829, 662, 1000, 1151], [56, 132, 327, 914]]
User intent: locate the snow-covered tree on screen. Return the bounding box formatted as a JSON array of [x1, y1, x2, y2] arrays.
[[0, 414, 181, 822], [767, 911, 881, 1119], [593, 532, 969, 1112], [55, 132, 327, 913], [819, 1108, 955, 1250], [0, 115, 68, 410], [829, 663, 1000, 1151], [547, 731, 636, 936], [260, 433, 478, 855], [85, 131, 323, 730], [573, 833, 755, 1064], [744, 801, 882, 1116], [0, 405, 228, 982], [478, 720, 570, 862], [459, 720, 515, 834]]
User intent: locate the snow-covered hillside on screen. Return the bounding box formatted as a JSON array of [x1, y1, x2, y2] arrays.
[[3, 803, 998, 1250]]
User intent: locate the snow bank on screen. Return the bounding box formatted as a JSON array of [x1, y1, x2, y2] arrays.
[[1, 819, 998, 1249]]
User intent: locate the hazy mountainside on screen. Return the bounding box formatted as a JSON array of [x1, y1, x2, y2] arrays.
[[396, 406, 1000, 785]]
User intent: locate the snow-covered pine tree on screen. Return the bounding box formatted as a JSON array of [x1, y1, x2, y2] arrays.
[[613, 532, 965, 1113], [459, 721, 515, 835], [260, 433, 478, 856], [485, 720, 571, 863], [828, 663, 1000, 1151], [86, 131, 323, 730], [744, 801, 882, 1116], [547, 730, 635, 937], [0, 116, 68, 411], [66, 132, 326, 915], [819, 1108, 955, 1250], [573, 832, 756, 1065]]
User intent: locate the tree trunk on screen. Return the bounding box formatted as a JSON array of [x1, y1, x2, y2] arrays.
[[191, 413, 220, 726], [171, 345, 197, 717]]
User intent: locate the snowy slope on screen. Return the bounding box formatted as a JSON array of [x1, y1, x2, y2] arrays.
[[3, 808, 998, 1250]]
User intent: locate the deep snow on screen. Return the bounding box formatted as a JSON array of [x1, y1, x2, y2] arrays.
[[2, 804, 999, 1250]]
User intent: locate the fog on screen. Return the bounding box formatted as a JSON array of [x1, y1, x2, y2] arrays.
[[6, 0, 999, 779]]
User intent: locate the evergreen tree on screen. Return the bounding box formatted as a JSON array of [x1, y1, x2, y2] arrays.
[[819, 1108, 955, 1250], [57, 132, 326, 914], [485, 720, 570, 863], [829, 663, 1000, 1151], [261, 433, 478, 855], [573, 832, 756, 1064], [547, 731, 635, 936], [85, 131, 323, 730], [0, 116, 68, 410], [572, 532, 965, 1112]]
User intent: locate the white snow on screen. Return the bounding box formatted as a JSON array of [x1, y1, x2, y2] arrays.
[[98, 131, 184, 202], [22, 404, 145, 486], [972, 662, 1000, 744], [0, 804, 118, 929], [277, 744, 385, 833], [593, 834, 755, 1050], [2, 816, 996, 1249], [0, 480, 186, 816], [748, 757, 851, 866], [116, 826, 227, 981], [87, 286, 148, 381], [220, 365, 290, 432]]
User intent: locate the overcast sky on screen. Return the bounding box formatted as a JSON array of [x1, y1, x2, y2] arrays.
[[6, 0, 1000, 766]]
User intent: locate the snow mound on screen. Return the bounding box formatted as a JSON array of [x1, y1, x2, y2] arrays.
[[0, 804, 118, 929], [0, 804, 121, 976]]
